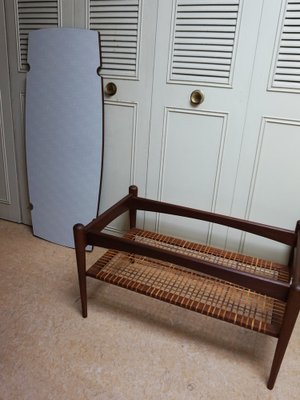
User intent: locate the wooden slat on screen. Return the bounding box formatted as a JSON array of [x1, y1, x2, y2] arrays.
[[132, 196, 296, 246], [176, 0, 239, 6], [176, 25, 236, 32]]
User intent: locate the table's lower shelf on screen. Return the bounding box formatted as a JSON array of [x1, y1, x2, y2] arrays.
[[87, 228, 288, 337]]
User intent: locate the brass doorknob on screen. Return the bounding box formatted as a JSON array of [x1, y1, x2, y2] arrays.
[[190, 90, 204, 105], [105, 82, 117, 96]]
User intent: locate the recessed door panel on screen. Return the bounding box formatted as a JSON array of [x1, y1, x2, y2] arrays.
[[99, 101, 138, 233], [230, 0, 300, 262], [242, 119, 300, 263], [157, 108, 227, 242], [0, 0, 20, 222]]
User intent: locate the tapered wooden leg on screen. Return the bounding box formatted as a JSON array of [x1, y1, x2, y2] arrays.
[[288, 247, 295, 268], [129, 185, 138, 229], [267, 287, 300, 389], [73, 223, 87, 318], [128, 185, 138, 263]]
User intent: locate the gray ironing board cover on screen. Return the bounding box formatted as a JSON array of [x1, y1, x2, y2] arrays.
[[26, 28, 103, 247]]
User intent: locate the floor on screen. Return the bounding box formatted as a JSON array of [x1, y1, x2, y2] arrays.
[[0, 219, 299, 400]]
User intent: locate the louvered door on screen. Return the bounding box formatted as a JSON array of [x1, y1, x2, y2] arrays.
[[4, 0, 62, 224], [87, 0, 158, 233], [0, 0, 21, 222], [145, 0, 266, 248], [229, 0, 300, 263]]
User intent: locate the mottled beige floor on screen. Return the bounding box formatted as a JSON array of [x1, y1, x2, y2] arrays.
[[0, 219, 299, 400]]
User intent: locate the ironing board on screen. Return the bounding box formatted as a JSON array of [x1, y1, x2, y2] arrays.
[[26, 28, 103, 247]]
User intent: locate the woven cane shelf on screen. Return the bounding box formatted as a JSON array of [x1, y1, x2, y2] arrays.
[[74, 186, 300, 389], [87, 228, 287, 337]]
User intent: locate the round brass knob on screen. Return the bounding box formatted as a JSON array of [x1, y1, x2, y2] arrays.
[[105, 82, 117, 96], [190, 90, 204, 106]]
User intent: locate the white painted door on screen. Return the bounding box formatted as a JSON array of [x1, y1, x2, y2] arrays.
[[87, 0, 158, 233], [0, 0, 21, 222], [145, 0, 264, 247], [229, 0, 300, 263], [5, 0, 63, 224], [146, 0, 300, 264]]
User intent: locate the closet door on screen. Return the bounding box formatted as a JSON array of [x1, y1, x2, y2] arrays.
[[145, 0, 264, 247], [88, 0, 158, 234], [5, 0, 62, 224], [0, 0, 20, 222], [230, 0, 300, 263]]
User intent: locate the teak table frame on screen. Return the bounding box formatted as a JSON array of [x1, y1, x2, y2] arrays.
[[74, 186, 300, 389]]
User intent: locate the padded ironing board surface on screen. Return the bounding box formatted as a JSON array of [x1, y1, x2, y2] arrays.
[[26, 28, 102, 247]]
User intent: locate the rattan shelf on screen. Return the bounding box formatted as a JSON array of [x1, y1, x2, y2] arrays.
[[74, 186, 300, 389], [87, 228, 287, 337]]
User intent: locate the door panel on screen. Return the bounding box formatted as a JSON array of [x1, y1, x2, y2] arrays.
[[5, 0, 62, 224], [157, 108, 227, 243], [242, 118, 300, 262], [230, 0, 300, 263], [89, 0, 158, 233], [146, 0, 264, 249], [100, 100, 138, 233], [0, 0, 20, 222]]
